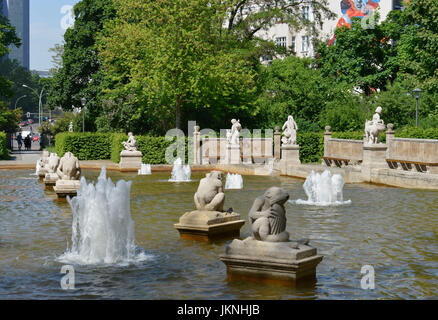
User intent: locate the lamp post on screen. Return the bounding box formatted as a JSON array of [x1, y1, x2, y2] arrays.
[[22, 85, 44, 126], [413, 88, 422, 127], [81, 97, 86, 133], [14, 95, 27, 110]]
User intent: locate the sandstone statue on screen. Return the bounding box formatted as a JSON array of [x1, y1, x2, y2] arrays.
[[281, 115, 298, 145], [46, 153, 60, 173], [194, 171, 225, 212], [56, 152, 81, 181], [227, 119, 242, 146], [122, 132, 139, 152], [249, 187, 290, 242], [365, 106, 386, 144]]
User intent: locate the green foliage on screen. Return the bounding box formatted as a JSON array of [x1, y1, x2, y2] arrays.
[[317, 15, 397, 95], [297, 132, 324, 164], [397, 127, 438, 139], [332, 131, 364, 140], [0, 102, 21, 133], [0, 131, 8, 160], [47, 0, 116, 131], [0, 7, 21, 99], [55, 132, 112, 160], [110, 133, 127, 163]]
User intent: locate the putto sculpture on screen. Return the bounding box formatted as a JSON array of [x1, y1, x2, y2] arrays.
[[281, 115, 298, 145], [53, 152, 81, 198], [365, 106, 386, 144], [174, 171, 245, 240], [68, 122, 73, 133], [220, 186, 323, 282], [227, 119, 242, 146], [248, 187, 290, 242], [194, 171, 225, 212], [122, 132, 139, 152], [56, 152, 81, 181]]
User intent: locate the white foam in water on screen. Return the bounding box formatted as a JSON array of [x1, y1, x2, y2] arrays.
[[58, 166, 151, 265], [225, 173, 243, 189], [168, 157, 191, 182], [138, 163, 151, 175], [290, 170, 351, 206]]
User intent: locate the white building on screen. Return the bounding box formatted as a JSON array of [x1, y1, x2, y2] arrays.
[[258, 0, 403, 60]]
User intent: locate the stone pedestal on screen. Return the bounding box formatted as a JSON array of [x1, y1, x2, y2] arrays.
[[362, 144, 388, 169], [53, 180, 80, 198], [174, 210, 245, 241], [280, 145, 301, 175], [225, 144, 241, 164], [37, 169, 47, 181], [220, 237, 323, 283], [44, 173, 59, 189], [119, 150, 143, 171]]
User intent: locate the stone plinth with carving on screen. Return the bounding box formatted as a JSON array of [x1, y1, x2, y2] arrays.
[[174, 171, 245, 241], [53, 152, 81, 198], [119, 132, 142, 171], [225, 144, 241, 164], [220, 187, 323, 283], [37, 151, 50, 180], [44, 153, 60, 188]]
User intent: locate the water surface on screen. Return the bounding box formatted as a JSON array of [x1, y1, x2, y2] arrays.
[[0, 169, 437, 299]]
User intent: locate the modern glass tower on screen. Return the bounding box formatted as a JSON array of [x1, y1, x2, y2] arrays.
[[1, 0, 30, 69]]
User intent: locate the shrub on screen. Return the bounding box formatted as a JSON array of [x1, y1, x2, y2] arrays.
[[397, 127, 438, 139], [137, 136, 188, 164], [55, 132, 112, 160], [297, 132, 324, 163], [111, 133, 128, 163], [0, 132, 8, 160]]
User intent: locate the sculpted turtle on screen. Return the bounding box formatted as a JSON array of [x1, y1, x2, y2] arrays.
[[249, 187, 290, 242], [56, 152, 81, 181], [194, 171, 225, 212]]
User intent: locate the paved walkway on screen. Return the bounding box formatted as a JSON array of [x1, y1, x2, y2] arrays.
[[0, 151, 42, 169]]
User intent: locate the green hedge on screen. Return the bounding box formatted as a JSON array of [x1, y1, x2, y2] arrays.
[[297, 132, 324, 164], [397, 127, 438, 139], [0, 132, 8, 160], [56, 132, 188, 164], [55, 132, 112, 160], [111, 133, 128, 163]]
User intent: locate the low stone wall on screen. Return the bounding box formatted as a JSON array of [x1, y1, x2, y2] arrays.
[[387, 138, 438, 173], [201, 138, 273, 164], [323, 138, 363, 166]]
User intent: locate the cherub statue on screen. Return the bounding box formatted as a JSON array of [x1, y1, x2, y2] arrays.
[[281, 115, 298, 145], [194, 171, 225, 212], [68, 122, 73, 133], [365, 106, 386, 144], [122, 132, 138, 152], [248, 187, 290, 242], [46, 153, 60, 174], [56, 152, 81, 181], [227, 119, 242, 146]]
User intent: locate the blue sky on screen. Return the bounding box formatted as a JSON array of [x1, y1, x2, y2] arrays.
[[30, 0, 80, 71]]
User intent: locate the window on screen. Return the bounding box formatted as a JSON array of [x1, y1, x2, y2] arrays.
[[302, 6, 309, 20], [291, 36, 296, 52], [301, 36, 309, 53], [275, 37, 287, 48]]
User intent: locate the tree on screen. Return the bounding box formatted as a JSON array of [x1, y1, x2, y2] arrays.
[[99, 0, 261, 132], [0, 102, 21, 133], [48, 43, 64, 75], [316, 15, 398, 95], [391, 0, 438, 93], [0, 4, 21, 99], [46, 0, 116, 131]]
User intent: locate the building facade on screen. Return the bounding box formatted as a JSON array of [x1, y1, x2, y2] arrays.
[[258, 0, 403, 60], [1, 0, 30, 69]]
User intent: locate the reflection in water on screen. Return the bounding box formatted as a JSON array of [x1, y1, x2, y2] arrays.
[[0, 169, 437, 299]]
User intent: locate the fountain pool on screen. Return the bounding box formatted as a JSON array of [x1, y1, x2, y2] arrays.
[[0, 169, 437, 299]]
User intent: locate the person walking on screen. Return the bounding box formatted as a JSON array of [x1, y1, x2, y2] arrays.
[[17, 132, 23, 151], [24, 134, 31, 151]]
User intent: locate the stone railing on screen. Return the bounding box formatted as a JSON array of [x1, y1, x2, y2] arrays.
[[386, 133, 438, 174], [322, 126, 363, 167], [194, 125, 278, 165]]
